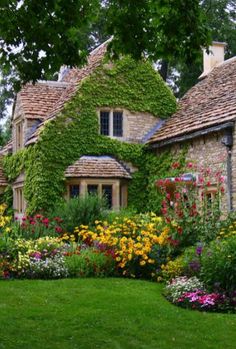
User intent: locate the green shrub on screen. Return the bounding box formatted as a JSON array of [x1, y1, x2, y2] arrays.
[[51, 195, 107, 233], [161, 256, 185, 281], [105, 207, 137, 224], [200, 236, 236, 293], [181, 245, 203, 277], [65, 248, 115, 277]]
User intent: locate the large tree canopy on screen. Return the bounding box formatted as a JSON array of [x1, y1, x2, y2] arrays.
[[171, 0, 236, 97], [0, 0, 210, 84]]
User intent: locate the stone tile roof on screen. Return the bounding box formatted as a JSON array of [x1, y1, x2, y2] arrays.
[[149, 57, 236, 146], [0, 140, 13, 156], [25, 40, 110, 145], [18, 81, 69, 119], [65, 156, 132, 179]]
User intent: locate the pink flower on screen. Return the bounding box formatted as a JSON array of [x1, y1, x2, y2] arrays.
[[187, 162, 193, 169], [42, 218, 49, 225], [175, 192, 181, 200], [35, 214, 42, 219], [166, 193, 171, 200]]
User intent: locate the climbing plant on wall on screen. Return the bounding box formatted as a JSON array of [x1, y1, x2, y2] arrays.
[[4, 56, 179, 213]]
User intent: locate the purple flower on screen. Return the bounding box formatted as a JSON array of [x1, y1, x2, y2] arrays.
[[196, 246, 203, 256]]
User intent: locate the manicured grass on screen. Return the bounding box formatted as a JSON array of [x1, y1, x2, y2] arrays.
[[0, 278, 235, 349]]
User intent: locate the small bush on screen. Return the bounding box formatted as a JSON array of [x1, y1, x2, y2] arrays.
[[24, 254, 68, 279], [164, 276, 204, 303], [65, 248, 115, 277], [51, 195, 107, 233], [161, 256, 184, 281], [200, 236, 236, 293], [10, 214, 63, 239]]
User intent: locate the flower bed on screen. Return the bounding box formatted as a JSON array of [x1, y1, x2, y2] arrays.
[[74, 213, 171, 279]]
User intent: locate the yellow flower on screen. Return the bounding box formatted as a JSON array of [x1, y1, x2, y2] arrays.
[[140, 260, 146, 266]]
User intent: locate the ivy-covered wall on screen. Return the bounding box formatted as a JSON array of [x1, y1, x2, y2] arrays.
[[4, 56, 179, 213]]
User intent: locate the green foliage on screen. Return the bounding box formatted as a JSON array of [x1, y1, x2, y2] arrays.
[[3, 148, 29, 181], [64, 248, 115, 277], [51, 195, 107, 233], [107, 0, 210, 64], [4, 56, 177, 214], [174, 0, 236, 97], [0, 1, 210, 84], [143, 147, 187, 213], [0, 0, 100, 84], [200, 236, 236, 293]]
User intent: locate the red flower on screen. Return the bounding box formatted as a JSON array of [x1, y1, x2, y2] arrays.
[[206, 181, 211, 187], [166, 193, 171, 200], [35, 214, 42, 219], [55, 226, 63, 233], [175, 192, 181, 200], [162, 200, 167, 207], [220, 187, 225, 193], [54, 216, 63, 223], [187, 162, 193, 169], [172, 162, 180, 169], [42, 218, 49, 225], [161, 208, 167, 215], [177, 227, 183, 235]]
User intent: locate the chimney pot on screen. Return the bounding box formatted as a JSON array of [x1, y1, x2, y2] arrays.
[[199, 41, 227, 79]]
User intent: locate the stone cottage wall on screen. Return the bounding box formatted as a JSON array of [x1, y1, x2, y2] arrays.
[[156, 131, 229, 213], [230, 126, 236, 209], [125, 110, 160, 143]]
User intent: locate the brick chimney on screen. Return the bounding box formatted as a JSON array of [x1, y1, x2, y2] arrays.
[[199, 41, 227, 79]]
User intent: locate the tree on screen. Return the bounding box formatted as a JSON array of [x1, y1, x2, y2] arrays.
[[0, 0, 210, 85], [174, 0, 236, 97]]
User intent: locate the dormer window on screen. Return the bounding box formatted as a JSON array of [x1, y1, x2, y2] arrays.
[[100, 110, 123, 137]]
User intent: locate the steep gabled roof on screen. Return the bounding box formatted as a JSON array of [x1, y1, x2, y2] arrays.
[[25, 40, 110, 145], [65, 156, 132, 179], [149, 57, 236, 146], [17, 81, 69, 120]]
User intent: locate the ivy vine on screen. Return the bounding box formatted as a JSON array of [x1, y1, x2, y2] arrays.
[[4, 56, 181, 213]]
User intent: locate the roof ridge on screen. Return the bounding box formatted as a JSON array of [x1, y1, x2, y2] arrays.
[[37, 80, 71, 87]]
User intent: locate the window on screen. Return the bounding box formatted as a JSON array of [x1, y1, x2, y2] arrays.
[[100, 110, 123, 137], [205, 190, 219, 212], [100, 111, 110, 135], [113, 112, 123, 137], [102, 185, 113, 209], [15, 187, 24, 213], [69, 185, 80, 198], [87, 184, 98, 195], [16, 121, 23, 150]]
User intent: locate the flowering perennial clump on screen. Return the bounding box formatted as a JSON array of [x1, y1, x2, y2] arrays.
[[165, 276, 204, 302], [76, 213, 171, 279], [156, 163, 225, 247]]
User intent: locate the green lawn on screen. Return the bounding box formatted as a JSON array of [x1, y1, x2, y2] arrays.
[[0, 278, 235, 349]]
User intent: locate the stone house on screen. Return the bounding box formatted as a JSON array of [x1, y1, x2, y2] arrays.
[[148, 42, 236, 213], [0, 40, 176, 217]]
